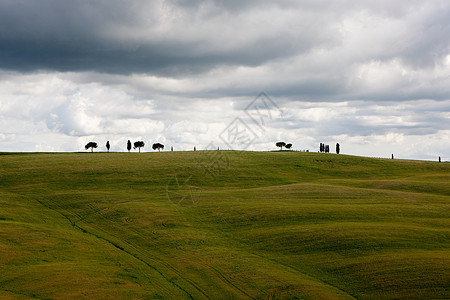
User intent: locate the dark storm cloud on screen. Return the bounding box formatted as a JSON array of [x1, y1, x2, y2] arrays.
[[2, 0, 449, 101], [0, 0, 318, 75]]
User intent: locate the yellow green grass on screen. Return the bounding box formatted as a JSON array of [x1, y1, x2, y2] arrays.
[[0, 151, 449, 299]]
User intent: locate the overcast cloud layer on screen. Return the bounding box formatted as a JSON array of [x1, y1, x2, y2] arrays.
[[0, 0, 449, 160]]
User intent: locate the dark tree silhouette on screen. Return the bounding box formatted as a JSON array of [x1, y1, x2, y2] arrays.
[[127, 140, 132, 152], [392, 154, 394, 159], [336, 143, 340, 154], [152, 143, 164, 152], [319, 143, 324, 153], [276, 141, 286, 150], [134, 141, 145, 152], [194, 146, 196, 151], [171, 146, 173, 151], [325, 145, 330, 153], [85, 142, 98, 152], [285, 143, 292, 150], [106, 141, 110, 152], [439, 156, 441, 163]]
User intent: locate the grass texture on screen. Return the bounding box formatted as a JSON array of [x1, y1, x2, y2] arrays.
[[0, 151, 449, 299]]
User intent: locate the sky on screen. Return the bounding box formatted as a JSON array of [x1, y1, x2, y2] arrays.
[[0, 0, 449, 160]]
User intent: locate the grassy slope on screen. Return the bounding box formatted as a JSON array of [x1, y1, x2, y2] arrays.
[[0, 151, 449, 299]]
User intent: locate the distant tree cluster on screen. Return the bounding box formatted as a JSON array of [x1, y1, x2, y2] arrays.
[[276, 142, 293, 151], [319, 143, 329, 153], [320, 142, 340, 154]]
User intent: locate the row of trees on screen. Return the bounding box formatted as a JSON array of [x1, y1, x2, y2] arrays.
[[85, 140, 341, 154], [85, 141, 165, 152]]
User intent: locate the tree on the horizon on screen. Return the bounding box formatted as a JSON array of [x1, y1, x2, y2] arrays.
[[152, 143, 164, 152], [106, 141, 110, 152], [325, 145, 330, 153], [320, 143, 324, 153], [276, 141, 286, 151], [85, 142, 98, 152], [336, 143, 340, 154], [134, 141, 145, 152], [285, 143, 292, 150], [127, 140, 132, 152]]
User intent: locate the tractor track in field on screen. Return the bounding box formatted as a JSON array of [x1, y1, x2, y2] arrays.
[[208, 265, 255, 299], [85, 202, 253, 299], [76, 201, 213, 299], [249, 251, 358, 300], [120, 239, 213, 300], [1, 288, 37, 299], [31, 196, 213, 300]]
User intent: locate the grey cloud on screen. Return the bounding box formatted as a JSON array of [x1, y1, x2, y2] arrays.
[[9, 0, 442, 77], [405, 5, 450, 68], [280, 99, 450, 140], [0, 0, 317, 76], [2, 0, 448, 102]]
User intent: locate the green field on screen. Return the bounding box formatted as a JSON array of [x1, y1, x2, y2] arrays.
[[0, 151, 449, 299]]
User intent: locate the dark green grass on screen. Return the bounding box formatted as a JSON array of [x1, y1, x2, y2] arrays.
[[0, 151, 449, 299]]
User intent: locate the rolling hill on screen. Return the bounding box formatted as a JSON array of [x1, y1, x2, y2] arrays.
[[0, 151, 449, 299]]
